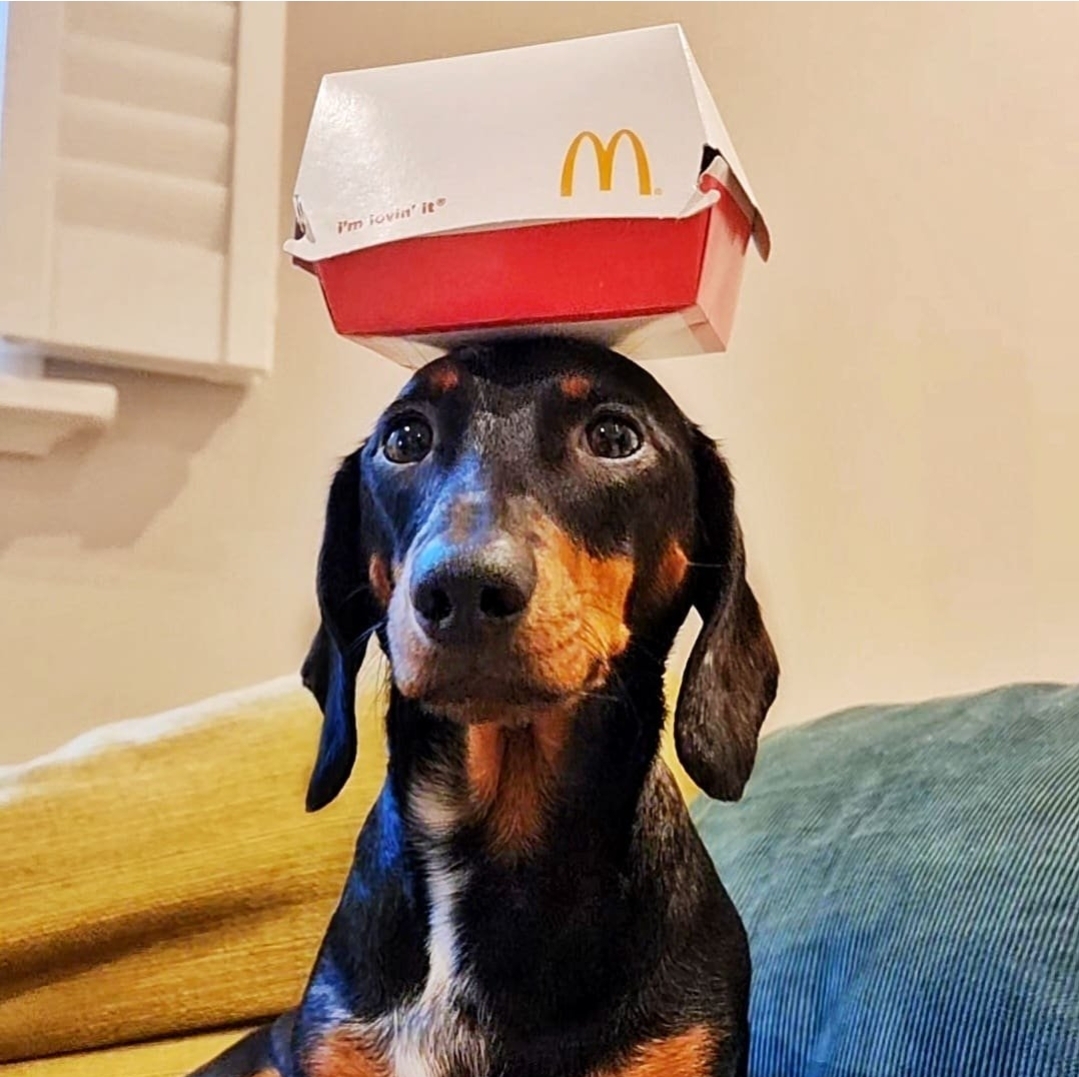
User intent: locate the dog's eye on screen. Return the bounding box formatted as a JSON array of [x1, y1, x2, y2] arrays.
[[585, 414, 643, 460], [383, 414, 433, 464]]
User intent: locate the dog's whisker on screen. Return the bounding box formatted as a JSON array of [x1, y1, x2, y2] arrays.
[[342, 581, 376, 603], [346, 620, 385, 657]]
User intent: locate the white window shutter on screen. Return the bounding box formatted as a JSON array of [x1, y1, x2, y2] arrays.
[[0, 1, 285, 384]]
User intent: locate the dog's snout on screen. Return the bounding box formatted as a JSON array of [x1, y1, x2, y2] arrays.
[[411, 537, 536, 642]]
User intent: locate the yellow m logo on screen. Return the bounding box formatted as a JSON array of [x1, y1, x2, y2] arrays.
[[560, 129, 653, 198]]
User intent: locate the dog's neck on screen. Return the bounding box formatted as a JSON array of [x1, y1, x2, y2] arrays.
[[384, 654, 668, 865], [342, 657, 695, 1037]]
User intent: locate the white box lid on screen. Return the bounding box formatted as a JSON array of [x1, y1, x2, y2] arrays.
[[284, 25, 768, 265]]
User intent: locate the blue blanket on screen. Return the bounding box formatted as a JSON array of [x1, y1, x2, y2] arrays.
[[695, 683, 1079, 1077]]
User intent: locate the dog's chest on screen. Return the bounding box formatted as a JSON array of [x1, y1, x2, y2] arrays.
[[375, 784, 487, 1077], [379, 987, 483, 1077]]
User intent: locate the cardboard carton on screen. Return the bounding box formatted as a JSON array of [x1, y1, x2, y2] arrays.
[[285, 25, 769, 365]]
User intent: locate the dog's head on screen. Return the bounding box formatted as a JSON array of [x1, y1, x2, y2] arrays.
[[302, 338, 778, 811]]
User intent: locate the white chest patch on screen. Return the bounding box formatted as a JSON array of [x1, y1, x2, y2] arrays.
[[373, 779, 488, 1077]]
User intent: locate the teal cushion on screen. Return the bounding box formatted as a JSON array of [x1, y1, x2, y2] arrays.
[[694, 684, 1079, 1077]]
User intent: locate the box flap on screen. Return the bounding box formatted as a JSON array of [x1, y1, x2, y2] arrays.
[[286, 26, 731, 264], [677, 27, 769, 259]]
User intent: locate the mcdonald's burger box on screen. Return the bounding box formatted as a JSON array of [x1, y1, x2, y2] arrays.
[[285, 25, 769, 366]]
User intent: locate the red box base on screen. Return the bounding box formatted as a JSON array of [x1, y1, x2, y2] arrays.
[[305, 189, 752, 346]]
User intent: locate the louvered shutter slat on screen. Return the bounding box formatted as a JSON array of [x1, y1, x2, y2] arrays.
[[53, 225, 226, 368], [0, 1, 284, 381], [57, 159, 230, 252], [65, 1, 238, 65], [63, 34, 235, 124], [60, 97, 233, 188]]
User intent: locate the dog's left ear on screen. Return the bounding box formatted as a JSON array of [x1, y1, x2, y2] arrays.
[[674, 431, 779, 801], [301, 448, 381, 812]]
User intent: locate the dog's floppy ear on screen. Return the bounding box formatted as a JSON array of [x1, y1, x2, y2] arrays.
[[674, 431, 779, 801], [302, 448, 381, 812]]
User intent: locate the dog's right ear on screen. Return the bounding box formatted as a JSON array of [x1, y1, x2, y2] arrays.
[[302, 448, 381, 812]]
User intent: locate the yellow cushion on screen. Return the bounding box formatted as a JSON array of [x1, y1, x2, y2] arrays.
[[0, 674, 387, 1063], [0, 1030, 248, 1077]]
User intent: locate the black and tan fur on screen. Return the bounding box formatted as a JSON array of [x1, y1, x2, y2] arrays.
[[191, 338, 778, 1077]]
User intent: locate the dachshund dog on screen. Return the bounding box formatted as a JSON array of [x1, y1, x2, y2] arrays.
[[193, 337, 778, 1077]]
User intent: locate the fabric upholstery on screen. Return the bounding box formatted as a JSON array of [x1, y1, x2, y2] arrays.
[[695, 683, 1079, 1077], [0, 1031, 247, 1077], [0, 674, 388, 1064]]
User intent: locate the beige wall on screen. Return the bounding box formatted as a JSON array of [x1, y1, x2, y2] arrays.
[[2, 2, 1077, 763]]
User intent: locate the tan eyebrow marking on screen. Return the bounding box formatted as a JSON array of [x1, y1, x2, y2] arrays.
[[560, 374, 592, 399], [426, 361, 460, 393]]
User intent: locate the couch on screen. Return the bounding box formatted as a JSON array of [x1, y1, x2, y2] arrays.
[[2, 679, 1076, 1075]]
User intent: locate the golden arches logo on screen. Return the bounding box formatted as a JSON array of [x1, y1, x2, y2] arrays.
[[560, 129, 653, 197]]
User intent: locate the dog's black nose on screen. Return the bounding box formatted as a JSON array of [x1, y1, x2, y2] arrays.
[[411, 537, 536, 641]]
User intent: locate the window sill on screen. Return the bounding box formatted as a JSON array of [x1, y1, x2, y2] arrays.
[[0, 351, 117, 457]]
